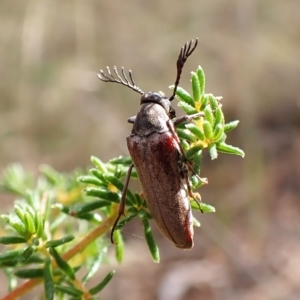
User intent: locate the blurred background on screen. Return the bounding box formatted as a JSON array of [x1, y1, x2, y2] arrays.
[[1, 0, 300, 299]]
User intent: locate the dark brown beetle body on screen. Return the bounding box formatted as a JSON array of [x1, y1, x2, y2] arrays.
[[128, 93, 194, 248], [98, 39, 199, 249]]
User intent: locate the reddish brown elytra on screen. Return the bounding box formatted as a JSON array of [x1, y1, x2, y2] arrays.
[[98, 39, 202, 249]]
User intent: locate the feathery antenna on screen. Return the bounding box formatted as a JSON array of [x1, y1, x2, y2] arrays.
[[169, 38, 198, 101], [98, 66, 144, 95]]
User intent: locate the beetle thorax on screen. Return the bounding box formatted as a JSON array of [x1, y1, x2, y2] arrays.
[[131, 92, 176, 136]]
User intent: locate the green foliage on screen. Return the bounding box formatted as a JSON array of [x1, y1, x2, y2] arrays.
[[0, 65, 243, 299], [170, 66, 244, 161], [141, 217, 160, 263], [0, 163, 115, 299]]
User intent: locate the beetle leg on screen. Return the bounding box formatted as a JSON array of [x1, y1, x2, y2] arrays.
[[167, 120, 187, 158], [128, 116, 136, 124], [111, 163, 134, 243], [167, 119, 206, 184], [174, 112, 204, 126], [167, 120, 202, 176], [180, 162, 203, 213]]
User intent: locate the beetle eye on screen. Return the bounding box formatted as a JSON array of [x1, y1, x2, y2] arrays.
[[169, 107, 176, 119]]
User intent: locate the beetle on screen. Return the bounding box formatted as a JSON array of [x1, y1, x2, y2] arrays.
[[98, 39, 203, 249]]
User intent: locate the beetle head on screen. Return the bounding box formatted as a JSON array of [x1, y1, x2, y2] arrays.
[[141, 92, 176, 119]]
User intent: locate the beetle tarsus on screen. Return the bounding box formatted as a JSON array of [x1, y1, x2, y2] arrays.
[[174, 111, 204, 126], [110, 214, 123, 243]]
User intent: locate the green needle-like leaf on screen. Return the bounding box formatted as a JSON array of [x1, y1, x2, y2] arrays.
[[185, 144, 203, 160], [216, 143, 245, 157], [177, 102, 198, 114], [23, 212, 35, 235], [49, 247, 75, 280], [77, 175, 103, 186], [224, 120, 240, 133], [113, 230, 124, 264], [197, 66, 206, 96], [203, 120, 213, 140], [208, 94, 219, 110], [185, 123, 205, 141], [35, 211, 45, 239], [17, 246, 35, 265], [0, 249, 23, 262], [209, 143, 218, 160], [191, 72, 201, 102], [141, 218, 160, 263], [14, 205, 25, 223], [191, 201, 215, 213], [176, 128, 196, 143], [89, 270, 115, 295], [213, 124, 224, 142], [109, 156, 132, 165], [200, 94, 209, 110], [0, 236, 27, 245], [204, 106, 215, 126], [91, 156, 108, 173], [82, 248, 107, 284], [84, 187, 120, 203], [214, 107, 224, 128], [70, 200, 110, 215], [44, 258, 54, 300], [15, 268, 44, 278], [193, 216, 201, 227], [45, 235, 75, 248], [169, 85, 194, 106], [55, 285, 83, 297]]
